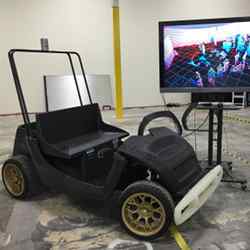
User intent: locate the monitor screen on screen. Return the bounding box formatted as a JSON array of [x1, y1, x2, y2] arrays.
[[159, 17, 250, 93]]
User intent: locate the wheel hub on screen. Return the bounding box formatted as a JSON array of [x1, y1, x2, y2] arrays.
[[3, 163, 25, 196], [122, 192, 166, 237], [139, 205, 153, 217]]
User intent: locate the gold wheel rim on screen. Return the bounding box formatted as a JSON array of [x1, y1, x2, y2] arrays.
[[3, 163, 25, 196], [122, 192, 166, 237]]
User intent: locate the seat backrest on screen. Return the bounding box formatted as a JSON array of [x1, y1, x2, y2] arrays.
[[36, 103, 102, 144]]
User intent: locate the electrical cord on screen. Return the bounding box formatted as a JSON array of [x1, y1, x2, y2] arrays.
[[161, 94, 169, 111], [182, 103, 210, 134], [194, 109, 198, 153], [183, 113, 209, 138], [161, 94, 189, 108], [161, 95, 210, 150], [162, 95, 209, 138], [161, 95, 210, 154]]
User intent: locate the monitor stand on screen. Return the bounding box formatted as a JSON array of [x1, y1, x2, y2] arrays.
[[197, 103, 247, 190]]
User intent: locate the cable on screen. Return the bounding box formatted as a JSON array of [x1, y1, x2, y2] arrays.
[[161, 94, 185, 109], [183, 113, 209, 138], [161, 94, 169, 111], [182, 103, 210, 135], [161, 96, 209, 139], [193, 109, 197, 153]]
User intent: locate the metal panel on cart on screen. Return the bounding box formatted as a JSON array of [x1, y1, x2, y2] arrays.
[[44, 74, 113, 111]]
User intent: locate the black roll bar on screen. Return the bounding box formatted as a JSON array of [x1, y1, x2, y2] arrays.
[[8, 49, 93, 137]]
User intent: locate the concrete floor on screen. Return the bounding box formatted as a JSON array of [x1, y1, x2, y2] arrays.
[[0, 106, 250, 250]]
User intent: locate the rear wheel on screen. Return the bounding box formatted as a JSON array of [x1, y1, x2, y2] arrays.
[[119, 181, 174, 240], [2, 155, 43, 199]]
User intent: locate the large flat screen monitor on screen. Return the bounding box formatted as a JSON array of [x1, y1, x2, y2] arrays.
[[159, 17, 250, 93]]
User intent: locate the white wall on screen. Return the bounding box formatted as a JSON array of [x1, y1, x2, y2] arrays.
[[0, 0, 113, 114], [1, 0, 250, 113], [120, 0, 250, 107]]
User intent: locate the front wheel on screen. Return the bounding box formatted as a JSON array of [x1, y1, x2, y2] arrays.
[[119, 181, 174, 240], [2, 155, 43, 199]]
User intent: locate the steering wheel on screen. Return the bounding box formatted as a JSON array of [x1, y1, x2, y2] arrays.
[[138, 111, 183, 136]]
